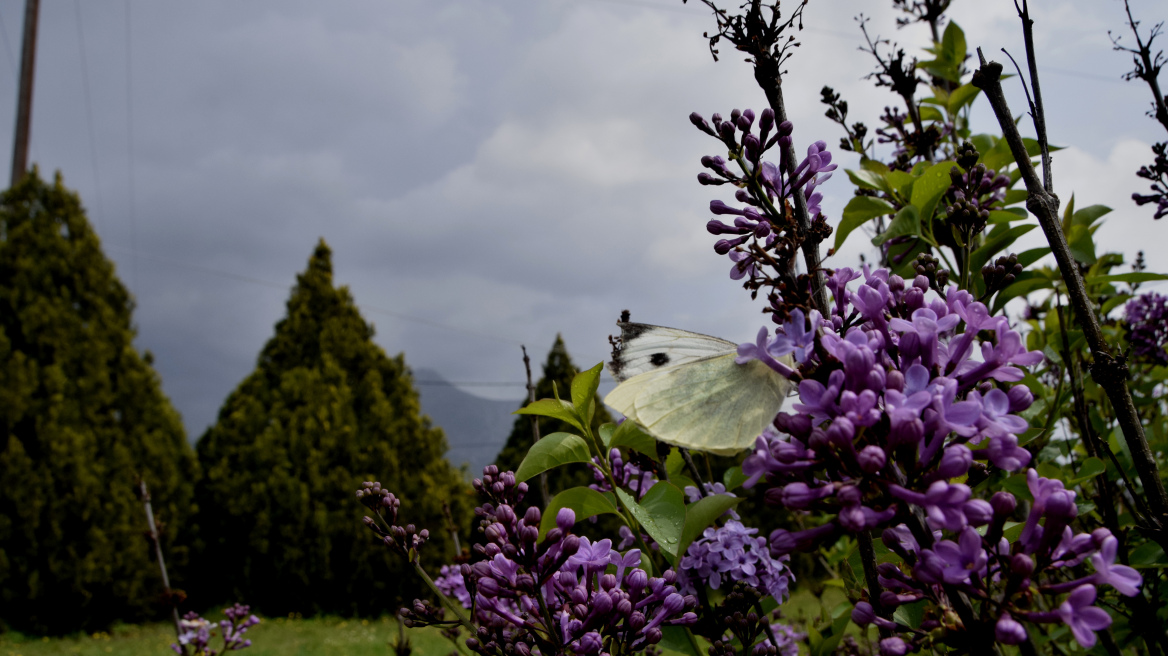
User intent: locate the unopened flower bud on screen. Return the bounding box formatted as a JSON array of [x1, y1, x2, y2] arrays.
[[557, 508, 576, 532], [1007, 385, 1034, 413], [1011, 553, 1035, 577], [991, 491, 1017, 516], [995, 614, 1027, 645], [879, 637, 908, 656], [851, 601, 876, 626], [495, 505, 516, 525], [1046, 490, 1078, 520], [937, 445, 972, 478], [627, 568, 648, 591], [629, 611, 647, 632], [561, 535, 581, 556], [858, 446, 886, 473], [963, 499, 993, 526]]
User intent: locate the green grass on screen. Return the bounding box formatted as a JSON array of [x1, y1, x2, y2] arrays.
[[0, 588, 857, 656], [0, 613, 457, 656]]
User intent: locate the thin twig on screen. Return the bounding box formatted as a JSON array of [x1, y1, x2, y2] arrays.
[[1013, 0, 1053, 192], [679, 448, 707, 498], [972, 49, 1168, 536], [139, 479, 182, 640]]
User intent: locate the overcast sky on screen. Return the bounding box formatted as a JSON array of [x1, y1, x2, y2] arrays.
[[2, 0, 1164, 439]]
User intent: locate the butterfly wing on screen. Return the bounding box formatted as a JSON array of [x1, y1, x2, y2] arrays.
[[605, 351, 794, 456], [607, 322, 738, 383]]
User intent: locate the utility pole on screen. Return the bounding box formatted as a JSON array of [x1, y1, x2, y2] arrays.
[[11, 0, 40, 187]]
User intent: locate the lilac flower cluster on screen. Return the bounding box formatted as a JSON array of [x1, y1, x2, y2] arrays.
[[732, 267, 1140, 649], [691, 109, 836, 319], [677, 520, 791, 607], [1125, 290, 1168, 365], [590, 448, 657, 501], [853, 470, 1140, 650], [366, 467, 699, 656], [764, 622, 803, 656], [171, 604, 260, 656]]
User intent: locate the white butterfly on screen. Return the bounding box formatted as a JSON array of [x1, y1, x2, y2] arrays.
[[604, 320, 795, 456]]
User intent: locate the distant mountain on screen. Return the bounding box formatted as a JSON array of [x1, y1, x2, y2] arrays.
[[413, 368, 523, 478]]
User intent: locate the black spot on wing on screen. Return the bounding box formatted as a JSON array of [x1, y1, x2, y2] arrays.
[[649, 352, 671, 367]]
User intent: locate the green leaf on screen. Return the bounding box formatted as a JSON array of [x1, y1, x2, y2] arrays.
[[617, 482, 686, 561], [886, 170, 915, 195], [893, 600, 928, 629], [1016, 247, 1050, 268], [919, 105, 944, 123], [571, 362, 604, 426], [947, 83, 980, 115], [1129, 541, 1166, 567], [942, 21, 967, 68], [539, 487, 620, 539], [1068, 457, 1106, 485], [723, 466, 749, 491], [1071, 204, 1112, 228], [515, 398, 585, 433], [659, 627, 703, 656], [514, 432, 593, 482], [846, 168, 887, 192], [676, 495, 742, 561], [992, 271, 1053, 313], [1066, 224, 1096, 264], [987, 209, 1024, 224], [1087, 272, 1168, 284], [969, 224, 1036, 275], [860, 158, 891, 174], [599, 423, 615, 447], [911, 161, 958, 224], [873, 204, 921, 245], [837, 196, 896, 251], [1003, 188, 1028, 206], [609, 420, 659, 459], [812, 607, 854, 656], [1101, 293, 1132, 317], [980, 137, 1018, 172]]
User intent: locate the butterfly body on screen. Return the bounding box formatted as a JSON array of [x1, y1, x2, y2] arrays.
[[605, 321, 794, 456]]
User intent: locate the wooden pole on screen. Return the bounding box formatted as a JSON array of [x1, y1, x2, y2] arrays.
[[10, 0, 40, 187]]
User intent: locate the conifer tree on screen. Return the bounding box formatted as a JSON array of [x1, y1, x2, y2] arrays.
[[194, 240, 470, 617], [494, 335, 612, 495], [0, 170, 198, 634]]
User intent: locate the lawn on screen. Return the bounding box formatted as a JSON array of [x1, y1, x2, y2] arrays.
[[0, 588, 853, 656], [0, 614, 453, 656]]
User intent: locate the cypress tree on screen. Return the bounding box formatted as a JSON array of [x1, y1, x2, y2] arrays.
[[194, 240, 470, 617], [494, 335, 611, 494], [0, 170, 198, 634]]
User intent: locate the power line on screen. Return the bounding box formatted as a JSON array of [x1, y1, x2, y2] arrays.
[[74, 0, 104, 227]]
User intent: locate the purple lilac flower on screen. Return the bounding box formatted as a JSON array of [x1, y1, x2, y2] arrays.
[[385, 468, 698, 656], [678, 520, 791, 606], [765, 622, 804, 656], [435, 564, 472, 608], [684, 482, 740, 519], [172, 605, 260, 656], [1125, 291, 1168, 365]]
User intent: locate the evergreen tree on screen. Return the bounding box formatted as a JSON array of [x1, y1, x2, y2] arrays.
[[0, 170, 198, 634], [194, 240, 470, 617], [494, 335, 611, 496]]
